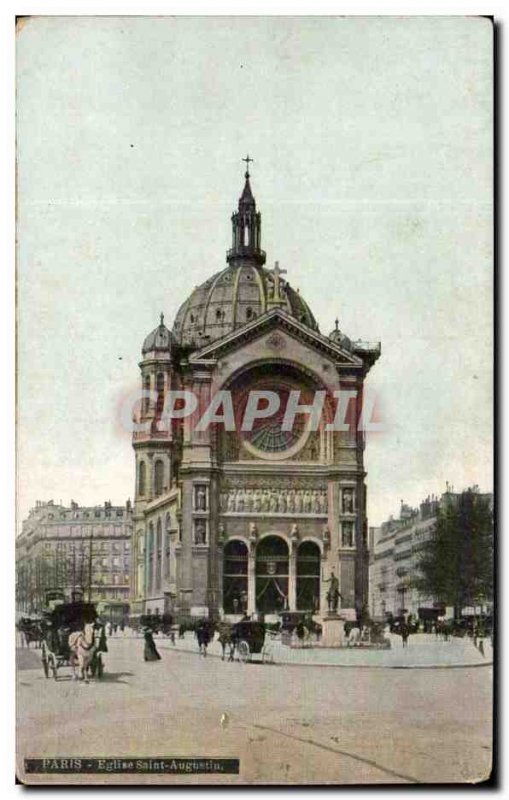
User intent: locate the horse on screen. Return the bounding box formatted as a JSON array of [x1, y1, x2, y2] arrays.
[[68, 623, 97, 682], [217, 622, 236, 661], [195, 619, 214, 657]]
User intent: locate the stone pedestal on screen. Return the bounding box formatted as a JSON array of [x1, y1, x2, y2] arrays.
[[320, 614, 346, 647]]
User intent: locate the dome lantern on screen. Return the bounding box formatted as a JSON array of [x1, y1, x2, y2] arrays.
[[226, 156, 266, 268]]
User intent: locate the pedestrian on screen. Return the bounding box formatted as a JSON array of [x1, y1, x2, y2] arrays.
[[400, 622, 410, 648], [97, 624, 108, 654], [143, 627, 161, 662]]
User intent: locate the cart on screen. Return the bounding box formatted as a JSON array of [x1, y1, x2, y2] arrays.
[[232, 620, 273, 663], [41, 601, 105, 681]]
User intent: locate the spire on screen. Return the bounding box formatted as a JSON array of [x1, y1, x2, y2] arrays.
[[160, 312, 164, 327], [227, 155, 266, 267], [239, 155, 255, 207], [239, 173, 255, 207]]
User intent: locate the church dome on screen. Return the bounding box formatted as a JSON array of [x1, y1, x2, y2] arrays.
[[172, 165, 318, 349], [142, 314, 175, 355], [172, 263, 319, 348]]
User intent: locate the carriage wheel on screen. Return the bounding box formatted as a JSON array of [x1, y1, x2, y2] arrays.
[[237, 641, 250, 663]]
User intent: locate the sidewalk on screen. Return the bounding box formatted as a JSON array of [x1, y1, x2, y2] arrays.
[[150, 631, 493, 669]]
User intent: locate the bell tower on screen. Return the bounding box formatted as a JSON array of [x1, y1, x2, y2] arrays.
[[133, 313, 176, 506], [226, 155, 266, 267]]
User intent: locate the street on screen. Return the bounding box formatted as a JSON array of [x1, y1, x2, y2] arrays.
[[17, 635, 493, 785]]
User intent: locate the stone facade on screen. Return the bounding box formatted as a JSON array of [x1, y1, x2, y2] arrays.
[[16, 499, 132, 618], [131, 169, 381, 621], [369, 489, 493, 620]]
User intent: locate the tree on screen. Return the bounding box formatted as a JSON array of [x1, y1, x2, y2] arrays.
[[413, 490, 493, 618]]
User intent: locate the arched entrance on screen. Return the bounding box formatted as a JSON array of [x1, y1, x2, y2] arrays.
[[223, 540, 248, 614], [296, 541, 321, 612], [256, 536, 289, 614]]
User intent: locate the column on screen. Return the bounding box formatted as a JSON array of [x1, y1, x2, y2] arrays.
[[288, 548, 297, 611], [247, 551, 256, 615]]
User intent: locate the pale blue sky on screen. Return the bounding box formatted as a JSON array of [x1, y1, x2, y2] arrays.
[[16, 16, 493, 527]]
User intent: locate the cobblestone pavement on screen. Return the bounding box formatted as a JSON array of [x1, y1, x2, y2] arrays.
[[17, 637, 492, 786]]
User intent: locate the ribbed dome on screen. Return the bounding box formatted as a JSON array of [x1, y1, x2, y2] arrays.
[[172, 264, 319, 348], [142, 315, 175, 355]]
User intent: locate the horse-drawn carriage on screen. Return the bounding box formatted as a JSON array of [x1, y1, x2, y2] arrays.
[[17, 616, 44, 648], [216, 619, 272, 663], [41, 601, 106, 681]]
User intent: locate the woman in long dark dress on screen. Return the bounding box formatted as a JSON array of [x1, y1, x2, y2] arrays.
[[143, 628, 161, 661]]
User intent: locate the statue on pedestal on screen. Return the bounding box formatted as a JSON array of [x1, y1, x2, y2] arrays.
[[324, 570, 342, 614]]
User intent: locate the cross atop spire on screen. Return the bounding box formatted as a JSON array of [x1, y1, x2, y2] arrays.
[[242, 154, 254, 177], [267, 260, 288, 307]]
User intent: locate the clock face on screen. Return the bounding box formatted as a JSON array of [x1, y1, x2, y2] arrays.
[[235, 383, 310, 461]]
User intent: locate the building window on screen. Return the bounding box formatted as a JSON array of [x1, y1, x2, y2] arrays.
[[138, 461, 146, 497], [156, 518, 162, 591], [156, 372, 165, 416], [147, 524, 154, 595], [143, 375, 151, 412], [154, 460, 164, 496], [341, 522, 354, 548]]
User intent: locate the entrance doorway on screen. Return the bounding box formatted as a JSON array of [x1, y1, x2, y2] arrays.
[[256, 536, 289, 614], [296, 541, 321, 612], [223, 539, 248, 614]]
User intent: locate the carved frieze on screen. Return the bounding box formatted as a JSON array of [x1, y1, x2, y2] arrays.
[[219, 486, 328, 516]]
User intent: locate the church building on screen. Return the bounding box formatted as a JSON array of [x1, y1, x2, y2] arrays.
[[130, 163, 380, 622]]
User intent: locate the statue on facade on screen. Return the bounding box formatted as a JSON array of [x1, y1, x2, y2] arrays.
[[324, 570, 341, 614], [196, 485, 207, 511], [195, 520, 207, 545], [287, 489, 295, 513], [227, 490, 236, 513], [303, 490, 312, 513], [343, 488, 354, 514], [295, 491, 303, 513], [312, 490, 320, 513], [279, 490, 287, 513]]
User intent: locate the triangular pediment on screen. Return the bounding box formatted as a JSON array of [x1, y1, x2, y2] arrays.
[[188, 308, 365, 368]]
